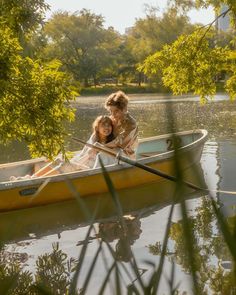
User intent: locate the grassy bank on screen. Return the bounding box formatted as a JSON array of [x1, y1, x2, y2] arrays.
[[80, 82, 226, 97], [80, 84, 170, 96]]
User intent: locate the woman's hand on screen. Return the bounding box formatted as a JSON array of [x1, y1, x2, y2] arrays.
[[110, 116, 119, 126], [105, 141, 116, 148]]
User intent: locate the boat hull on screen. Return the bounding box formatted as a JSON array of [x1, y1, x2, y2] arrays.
[[0, 163, 206, 242], [0, 130, 208, 211]]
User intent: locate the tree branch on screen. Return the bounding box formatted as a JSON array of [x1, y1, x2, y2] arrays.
[[196, 7, 231, 46]]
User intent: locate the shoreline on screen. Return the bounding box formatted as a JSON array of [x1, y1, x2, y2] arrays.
[[73, 92, 229, 104]]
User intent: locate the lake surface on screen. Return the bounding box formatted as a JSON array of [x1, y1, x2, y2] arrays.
[[1, 94, 236, 294]]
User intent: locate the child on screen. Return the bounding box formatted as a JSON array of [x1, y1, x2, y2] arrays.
[[60, 115, 115, 172], [10, 115, 115, 180]]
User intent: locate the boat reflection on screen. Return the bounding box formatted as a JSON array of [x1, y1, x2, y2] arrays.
[[0, 163, 206, 243]]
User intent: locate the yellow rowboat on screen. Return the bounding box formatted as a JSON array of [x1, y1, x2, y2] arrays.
[[0, 129, 208, 212]]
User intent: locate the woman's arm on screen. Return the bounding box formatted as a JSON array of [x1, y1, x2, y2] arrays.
[[106, 115, 138, 149]]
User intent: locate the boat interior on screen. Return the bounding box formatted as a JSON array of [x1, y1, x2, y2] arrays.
[[136, 132, 200, 158], [0, 131, 203, 183]]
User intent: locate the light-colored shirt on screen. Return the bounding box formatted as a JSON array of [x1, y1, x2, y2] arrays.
[[108, 112, 138, 158]]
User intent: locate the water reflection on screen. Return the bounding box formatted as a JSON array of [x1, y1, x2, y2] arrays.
[[0, 242, 77, 294], [1, 95, 236, 163], [97, 215, 142, 262], [217, 140, 236, 218], [0, 96, 236, 293], [0, 185, 208, 293], [148, 196, 235, 294], [201, 140, 220, 199]]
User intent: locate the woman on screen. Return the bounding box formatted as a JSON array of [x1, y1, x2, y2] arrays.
[[93, 90, 138, 168]]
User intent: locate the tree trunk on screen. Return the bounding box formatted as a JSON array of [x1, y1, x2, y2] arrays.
[[138, 72, 142, 86], [93, 75, 98, 87], [84, 77, 89, 87]]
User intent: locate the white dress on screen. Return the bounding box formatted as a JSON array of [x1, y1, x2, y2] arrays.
[[59, 133, 100, 173], [93, 149, 118, 168]]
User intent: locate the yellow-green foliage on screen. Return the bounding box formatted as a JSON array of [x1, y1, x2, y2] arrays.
[[141, 31, 231, 102], [225, 50, 236, 100], [0, 26, 21, 87], [0, 24, 77, 159]]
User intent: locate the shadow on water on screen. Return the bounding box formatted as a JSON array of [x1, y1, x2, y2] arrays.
[[0, 163, 206, 243]]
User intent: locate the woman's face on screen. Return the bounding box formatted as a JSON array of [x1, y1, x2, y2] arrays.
[[108, 106, 126, 122], [98, 121, 112, 138]]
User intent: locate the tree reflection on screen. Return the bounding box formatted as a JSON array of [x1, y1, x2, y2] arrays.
[[0, 199, 234, 294], [0, 242, 78, 295], [35, 242, 77, 294], [0, 216, 143, 294], [148, 196, 236, 294]]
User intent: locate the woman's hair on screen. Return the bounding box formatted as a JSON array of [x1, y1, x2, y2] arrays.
[[92, 115, 115, 143], [105, 90, 129, 111]]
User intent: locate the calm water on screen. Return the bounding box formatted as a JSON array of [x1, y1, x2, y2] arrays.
[[1, 94, 236, 294]]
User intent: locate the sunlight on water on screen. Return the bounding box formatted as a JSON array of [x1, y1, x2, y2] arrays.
[[0, 95, 236, 293], [0, 137, 235, 293], [201, 141, 219, 199]]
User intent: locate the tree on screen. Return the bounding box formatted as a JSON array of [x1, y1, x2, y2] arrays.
[[124, 6, 195, 85], [141, 1, 236, 101], [0, 1, 77, 158], [0, 0, 49, 51], [141, 30, 228, 101], [42, 10, 122, 87]]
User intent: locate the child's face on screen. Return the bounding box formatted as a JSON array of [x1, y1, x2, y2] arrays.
[[98, 121, 112, 138]]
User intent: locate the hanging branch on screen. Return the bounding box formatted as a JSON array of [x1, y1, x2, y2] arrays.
[[196, 7, 231, 50]]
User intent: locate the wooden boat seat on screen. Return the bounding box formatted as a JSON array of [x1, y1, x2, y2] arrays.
[[34, 161, 50, 174]]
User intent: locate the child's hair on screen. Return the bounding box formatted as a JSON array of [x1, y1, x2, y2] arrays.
[[92, 115, 115, 143], [105, 91, 129, 111]]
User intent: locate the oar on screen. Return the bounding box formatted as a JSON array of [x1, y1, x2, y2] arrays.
[[71, 136, 205, 192], [71, 136, 236, 195]]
